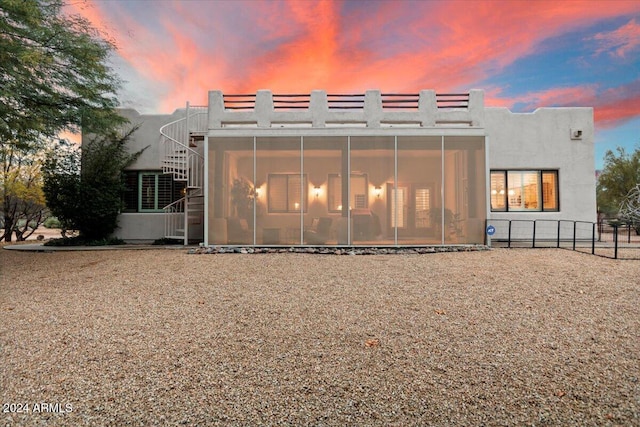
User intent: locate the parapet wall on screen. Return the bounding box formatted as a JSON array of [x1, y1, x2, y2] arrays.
[[207, 90, 485, 129]]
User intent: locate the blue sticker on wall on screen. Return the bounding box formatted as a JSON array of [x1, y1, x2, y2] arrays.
[[486, 225, 496, 236]]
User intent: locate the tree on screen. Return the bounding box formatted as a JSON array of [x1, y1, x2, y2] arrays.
[[597, 146, 640, 217], [619, 184, 640, 233], [0, 0, 125, 143], [0, 0, 126, 241], [43, 127, 144, 242], [0, 146, 48, 241]]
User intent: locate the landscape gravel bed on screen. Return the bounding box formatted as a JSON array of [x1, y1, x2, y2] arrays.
[[1, 248, 638, 426]]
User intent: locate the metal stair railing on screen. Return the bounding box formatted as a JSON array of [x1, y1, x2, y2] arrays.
[[162, 191, 205, 241], [160, 103, 207, 243], [164, 197, 185, 239], [159, 103, 207, 189]]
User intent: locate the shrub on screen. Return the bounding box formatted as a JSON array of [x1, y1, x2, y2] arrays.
[[43, 127, 145, 241], [43, 216, 62, 228]]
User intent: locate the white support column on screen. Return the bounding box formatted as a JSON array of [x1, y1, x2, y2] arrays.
[[184, 101, 190, 245], [204, 127, 209, 246]]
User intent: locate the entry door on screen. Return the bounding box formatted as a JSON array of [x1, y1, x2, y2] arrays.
[[388, 183, 433, 237]]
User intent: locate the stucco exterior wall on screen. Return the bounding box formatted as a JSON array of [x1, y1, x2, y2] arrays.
[[107, 91, 596, 244], [485, 107, 596, 224], [115, 108, 182, 170], [85, 109, 184, 242], [112, 213, 164, 243]]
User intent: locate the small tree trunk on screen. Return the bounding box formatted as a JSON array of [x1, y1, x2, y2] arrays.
[[1, 220, 13, 242]]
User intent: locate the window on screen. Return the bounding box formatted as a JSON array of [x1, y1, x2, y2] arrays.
[[121, 171, 184, 212], [327, 173, 368, 212], [490, 170, 558, 212], [390, 187, 407, 228], [122, 171, 138, 212], [414, 187, 431, 228], [267, 174, 307, 213]]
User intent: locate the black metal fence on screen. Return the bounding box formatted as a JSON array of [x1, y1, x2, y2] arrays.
[[486, 218, 640, 260]]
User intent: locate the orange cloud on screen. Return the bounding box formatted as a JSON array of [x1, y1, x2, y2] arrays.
[[65, 0, 640, 118]]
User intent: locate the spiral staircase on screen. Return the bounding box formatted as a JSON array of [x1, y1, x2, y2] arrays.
[[159, 103, 207, 244]]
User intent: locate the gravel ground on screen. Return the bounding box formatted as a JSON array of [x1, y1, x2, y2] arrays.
[[0, 248, 638, 426]]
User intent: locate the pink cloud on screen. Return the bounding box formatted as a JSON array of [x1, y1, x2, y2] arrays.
[[65, 0, 640, 117], [488, 80, 640, 128], [591, 18, 640, 58], [591, 82, 640, 127]]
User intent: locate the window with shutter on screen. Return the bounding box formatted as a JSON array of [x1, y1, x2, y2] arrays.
[[490, 170, 559, 212], [135, 172, 182, 212], [268, 174, 307, 213]]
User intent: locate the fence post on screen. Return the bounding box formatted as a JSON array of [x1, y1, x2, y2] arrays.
[[557, 221, 561, 248], [614, 225, 619, 259], [532, 220, 536, 248], [508, 220, 512, 249], [484, 219, 488, 246], [592, 222, 596, 255], [628, 223, 632, 244], [572, 221, 577, 251]]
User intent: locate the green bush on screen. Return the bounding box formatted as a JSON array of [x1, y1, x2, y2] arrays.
[[43, 216, 62, 228], [43, 127, 145, 241]]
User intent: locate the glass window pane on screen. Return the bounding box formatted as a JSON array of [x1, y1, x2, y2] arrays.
[[287, 175, 306, 212], [507, 171, 539, 211], [490, 171, 506, 211], [268, 175, 288, 212], [542, 171, 558, 211], [140, 174, 156, 210], [157, 174, 173, 209], [390, 187, 406, 228], [327, 174, 342, 212], [122, 171, 137, 212], [415, 188, 431, 228], [351, 174, 368, 209]]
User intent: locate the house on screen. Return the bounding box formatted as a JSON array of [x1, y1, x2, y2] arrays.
[[103, 90, 596, 246]]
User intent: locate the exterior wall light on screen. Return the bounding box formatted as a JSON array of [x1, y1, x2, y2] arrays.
[[374, 186, 382, 198], [314, 186, 321, 198]]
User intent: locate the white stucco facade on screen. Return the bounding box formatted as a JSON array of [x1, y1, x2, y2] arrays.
[[103, 90, 596, 245]]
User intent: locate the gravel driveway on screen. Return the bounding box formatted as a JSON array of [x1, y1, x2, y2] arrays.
[[1, 248, 638, 426]]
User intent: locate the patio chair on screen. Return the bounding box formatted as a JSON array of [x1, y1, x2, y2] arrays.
[[305, 217, 332, 244]]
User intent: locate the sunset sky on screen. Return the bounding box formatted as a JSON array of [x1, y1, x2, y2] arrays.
[[67, 0, 640, 169]]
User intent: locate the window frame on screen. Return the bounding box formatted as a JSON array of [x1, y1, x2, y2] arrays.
[[267, 173, 308, 213], [490, 169, 559, 212], [121, 171, 184, 213], [327, 173, 369, 213]]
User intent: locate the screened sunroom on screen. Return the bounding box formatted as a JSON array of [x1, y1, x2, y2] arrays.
[[206, 134, 486, 246]]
